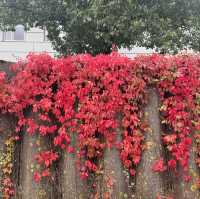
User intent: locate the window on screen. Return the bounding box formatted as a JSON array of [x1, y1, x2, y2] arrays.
[[4, 31, 13, 40], [14, 24, 25, 40]]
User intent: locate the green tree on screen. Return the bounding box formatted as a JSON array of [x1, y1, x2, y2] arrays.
[[1, 0, 200, 55]]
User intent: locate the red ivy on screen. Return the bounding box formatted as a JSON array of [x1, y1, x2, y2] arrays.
[[0, 52, 199, 194]]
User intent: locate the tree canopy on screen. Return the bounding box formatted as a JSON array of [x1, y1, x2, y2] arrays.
[[1, 0, 200, 55]]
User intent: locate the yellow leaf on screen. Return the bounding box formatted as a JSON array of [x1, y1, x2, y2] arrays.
[[191, 184, 197, 192]]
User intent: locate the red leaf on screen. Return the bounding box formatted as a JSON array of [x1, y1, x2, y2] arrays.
[[152, 159, 167, 172], [168, 159, 177, 169], [130, 169, 136, 176], [33, 172, 41, 183]]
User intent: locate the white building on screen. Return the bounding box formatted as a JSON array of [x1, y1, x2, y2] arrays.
[[0, 25, 154, 62], [0, 26, 56, 62]]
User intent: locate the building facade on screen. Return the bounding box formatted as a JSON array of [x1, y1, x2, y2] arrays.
[[0, 26, 56, 62]]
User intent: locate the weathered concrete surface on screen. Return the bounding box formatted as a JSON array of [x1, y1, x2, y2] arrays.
[[60, 151, 77, 199], [136, 88, 165, 199], [102, 128, 127, 199], [171, 140, 200, 199], [60, 133, 90, 199], [19, 134, 54, 199], [18, 113, 54, 199]]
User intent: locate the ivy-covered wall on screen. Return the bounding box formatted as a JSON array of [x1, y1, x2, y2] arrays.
[[0, 53, 199, 199]]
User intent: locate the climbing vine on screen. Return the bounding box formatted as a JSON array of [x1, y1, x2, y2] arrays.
[[0, 137, 15, 199], [0, 53, 200, 198]]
